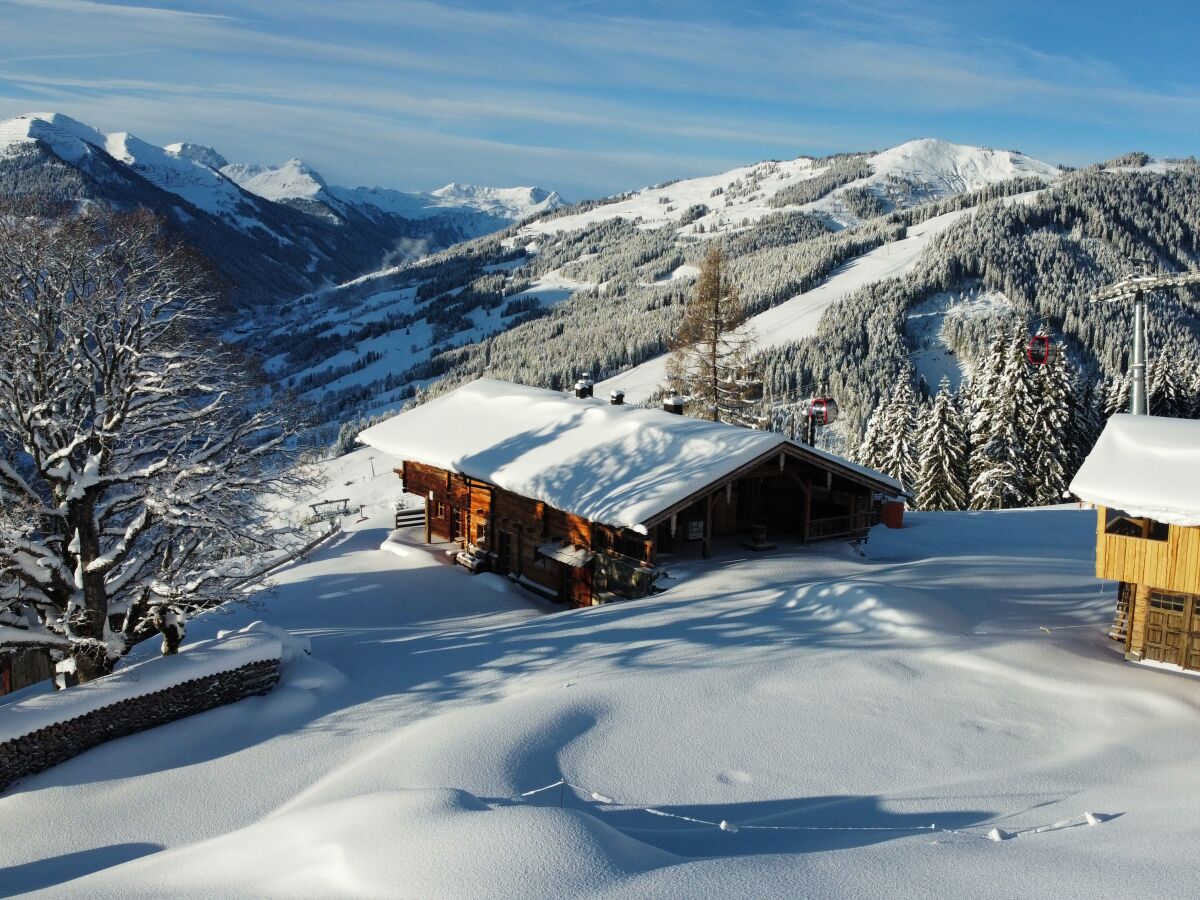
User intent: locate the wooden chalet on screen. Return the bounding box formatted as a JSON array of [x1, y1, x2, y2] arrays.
[[1070, 414, 1200, 673], [359, 379, 903, 608]]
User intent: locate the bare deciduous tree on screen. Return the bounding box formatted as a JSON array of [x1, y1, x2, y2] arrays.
[[0, 202, 310, 685]]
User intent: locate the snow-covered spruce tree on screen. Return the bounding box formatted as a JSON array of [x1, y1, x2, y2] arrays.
[[1148, 355, 1189, 418], [969, 329, 1034, 509], [854, 409, 886, 470], [664, 246, 761, 425], [0, 204, 310, 685], [1026, 336, 1074, 505], [1101, 372, 1131, 417], [915, 378, 968, 510], [875, 373, 919, 493]]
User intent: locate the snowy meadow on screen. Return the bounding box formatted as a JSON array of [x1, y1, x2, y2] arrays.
[[1, 447, 1197, 898]]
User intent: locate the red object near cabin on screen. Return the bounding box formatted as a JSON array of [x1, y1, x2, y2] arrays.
[[807, 397, 839, 426], [1027, 335, 1052, 366], [881, 501, 904, 529]]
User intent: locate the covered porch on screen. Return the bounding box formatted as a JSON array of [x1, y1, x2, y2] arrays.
[[643, 444, 886, 560]]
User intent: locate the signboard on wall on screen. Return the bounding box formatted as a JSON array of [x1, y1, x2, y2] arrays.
[[687, 520, 704, 541]]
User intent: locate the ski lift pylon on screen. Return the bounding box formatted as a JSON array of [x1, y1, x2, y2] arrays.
[[1027, 335, 1052, 366]]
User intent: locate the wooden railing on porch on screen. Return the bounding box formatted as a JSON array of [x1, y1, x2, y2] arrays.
[[807, 512, 872, 540]]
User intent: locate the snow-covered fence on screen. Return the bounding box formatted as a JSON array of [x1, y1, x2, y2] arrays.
[[0, 625, 286, 793]]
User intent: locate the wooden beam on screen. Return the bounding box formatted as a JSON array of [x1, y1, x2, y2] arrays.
[[802, 478, 812, 543], [423, 497, 432, 544], [703, 491, 714, 558]]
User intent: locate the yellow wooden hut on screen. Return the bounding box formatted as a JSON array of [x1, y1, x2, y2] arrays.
[[1070, 414, 1200, 672]]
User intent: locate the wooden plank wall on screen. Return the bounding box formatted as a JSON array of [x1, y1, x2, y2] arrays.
[[1095, 507, 1200, 595]]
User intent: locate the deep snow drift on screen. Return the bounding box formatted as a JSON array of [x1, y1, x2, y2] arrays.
[[1, 448, 1197, 898]]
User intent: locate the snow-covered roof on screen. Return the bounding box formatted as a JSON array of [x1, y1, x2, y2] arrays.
[[357, 379, 901, 533], [537, 541, 594, 568], [1069, 414, 1200, 527]]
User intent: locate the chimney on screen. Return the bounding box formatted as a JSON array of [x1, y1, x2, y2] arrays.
[[609, 389, 625, 405], [574, 372, 594, 399], [663, 395, 684, 415]]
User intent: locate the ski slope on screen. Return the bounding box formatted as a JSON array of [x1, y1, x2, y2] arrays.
[[1, 448, 1198, 898], [596, 207, 972, 402]]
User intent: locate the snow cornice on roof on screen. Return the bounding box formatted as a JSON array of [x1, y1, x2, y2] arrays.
[[1069, 414, 1200, 527], [357, 379, 901, 533]]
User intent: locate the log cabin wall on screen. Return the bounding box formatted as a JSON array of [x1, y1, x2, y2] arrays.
[[401, 461, 611, 604], [402, 461, 492, 545]]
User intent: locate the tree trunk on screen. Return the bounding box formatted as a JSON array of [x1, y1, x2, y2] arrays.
[[71, 644, 115, 684]]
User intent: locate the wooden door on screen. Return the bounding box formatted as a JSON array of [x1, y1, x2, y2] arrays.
[[1143, 591, 1189, 665], [570, 565, 592, 608], [496, 530, 513, 575], [1185, 597, 1200, 672]]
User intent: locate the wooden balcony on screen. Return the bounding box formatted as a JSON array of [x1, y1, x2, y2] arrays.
[[1096, 509, 1200, 595]]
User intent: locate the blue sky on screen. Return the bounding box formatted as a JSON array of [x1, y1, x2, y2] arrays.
[[2, 0, 1200, 199]]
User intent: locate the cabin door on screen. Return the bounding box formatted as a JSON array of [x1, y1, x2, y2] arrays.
[[1143, 591, 1199, 669], [568, 565, 592, 608]]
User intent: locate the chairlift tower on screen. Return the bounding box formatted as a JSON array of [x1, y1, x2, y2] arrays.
[[1092, 269, 1200, 415]]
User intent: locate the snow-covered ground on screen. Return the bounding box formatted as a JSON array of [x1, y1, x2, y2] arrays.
[[2, 447, 1198, 898], [597, 208, 972, 402]]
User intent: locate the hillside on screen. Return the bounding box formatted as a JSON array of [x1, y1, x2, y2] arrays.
[[257, 139, 1071, 430], [1, 448, 1196, 897]]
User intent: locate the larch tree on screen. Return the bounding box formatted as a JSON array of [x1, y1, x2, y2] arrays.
[[0, 203, 310, 685], [665, 246, 760, 425], [915, 378, 968, 510]]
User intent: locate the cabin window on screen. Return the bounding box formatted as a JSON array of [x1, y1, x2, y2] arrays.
[[435, 501, 446, 519], [1148, 590, 1189, 613], [476, 523, 487, 543], [1104, 509, 1168, 541]]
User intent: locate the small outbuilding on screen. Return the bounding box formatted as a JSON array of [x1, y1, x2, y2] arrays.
[[1070, 414, 1200, 672], [358, 378, 903, 607]]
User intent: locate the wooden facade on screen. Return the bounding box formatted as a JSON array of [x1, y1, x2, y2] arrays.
[[1, 648, 53, 696], [1096, 507, 1200, 671], [398, 443, 886, 609]]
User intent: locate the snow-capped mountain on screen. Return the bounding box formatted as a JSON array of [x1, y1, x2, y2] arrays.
[[218, 157, 564, 237], [0, 111, 555, 305]]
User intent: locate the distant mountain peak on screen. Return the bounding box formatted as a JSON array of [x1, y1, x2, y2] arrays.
[[164, 141, 229, 170], [221, 157, 330, 202]]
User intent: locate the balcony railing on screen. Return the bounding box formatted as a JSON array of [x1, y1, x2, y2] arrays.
[[808, 513, 872, 540]]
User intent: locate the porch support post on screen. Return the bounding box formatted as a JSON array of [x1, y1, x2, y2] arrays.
[[703, 491, 714, 558], [802, 478, 812, 543], [424, 497, 432, 544]]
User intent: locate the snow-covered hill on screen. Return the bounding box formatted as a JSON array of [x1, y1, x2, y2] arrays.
[[1, 448, 1194, 897], [256, 139, 1062, 429], [525, 139, 1058, 238]]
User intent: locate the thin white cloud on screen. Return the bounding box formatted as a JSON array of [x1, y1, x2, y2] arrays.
[[6, 0, 231, 20]]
